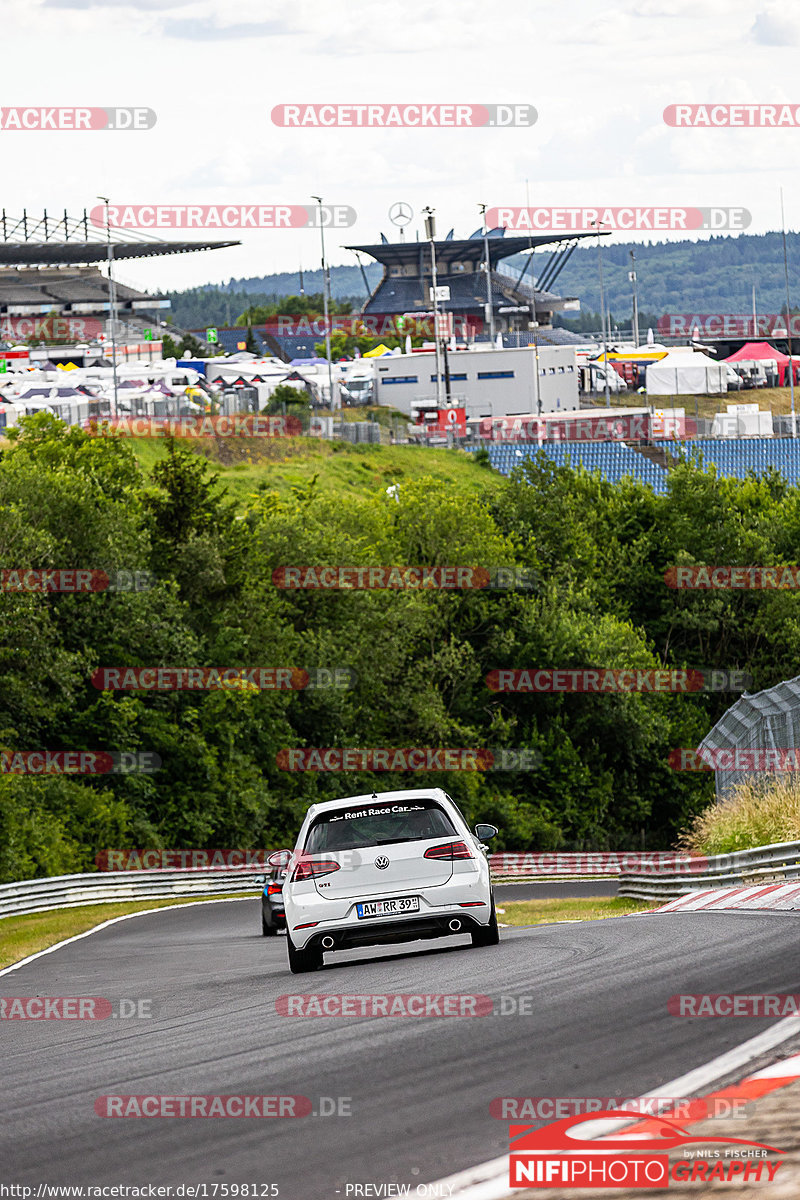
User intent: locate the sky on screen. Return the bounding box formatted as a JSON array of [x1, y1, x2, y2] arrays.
[[3, 0, 800, 294]]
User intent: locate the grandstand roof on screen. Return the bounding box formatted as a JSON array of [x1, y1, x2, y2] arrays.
[[346, 231, 599, 268], [0, 210, 239, 267], [0, 240, 239, 267]]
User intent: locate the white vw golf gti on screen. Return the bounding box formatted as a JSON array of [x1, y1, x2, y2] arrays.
[[277, 788, 499, 973]]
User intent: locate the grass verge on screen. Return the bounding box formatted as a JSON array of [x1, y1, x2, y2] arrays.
[[499, 896, 654, 925], [0, 894, 254, 971]]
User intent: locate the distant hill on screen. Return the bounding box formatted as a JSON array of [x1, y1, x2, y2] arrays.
[[168, 231, 800, 330]]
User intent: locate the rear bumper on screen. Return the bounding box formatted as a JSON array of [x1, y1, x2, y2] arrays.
[[262, 903, 286, 928], [285, 867, 492, 949], [301, 909, 487, 951]]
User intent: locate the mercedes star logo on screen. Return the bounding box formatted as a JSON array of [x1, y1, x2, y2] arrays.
[[389, 202, 413, 227], [375, 855, 390, 869]]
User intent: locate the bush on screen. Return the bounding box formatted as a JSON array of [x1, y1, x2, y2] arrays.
[[678, 775, 800, 855]]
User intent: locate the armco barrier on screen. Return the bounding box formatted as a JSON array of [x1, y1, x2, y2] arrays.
[[618, 839, 800, 902], [0, 852, 690, 919], [489, 852, 695, 881], [0, 868, 265, 920]]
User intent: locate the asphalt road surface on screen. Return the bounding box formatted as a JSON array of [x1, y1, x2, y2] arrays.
[[2, 898, 799, 1198]]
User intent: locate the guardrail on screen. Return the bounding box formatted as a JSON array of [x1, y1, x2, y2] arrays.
[[489, 852, 691, 881], [0, 852, 686, 919], [0, 848, 724, 919], [0, 868, 265, 920], [618, 840, 800, 902]]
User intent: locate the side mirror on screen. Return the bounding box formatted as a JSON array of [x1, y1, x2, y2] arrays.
[[475, 823, 498, 840], [267, 849, 291, 868], [253, 874, 266, 887]]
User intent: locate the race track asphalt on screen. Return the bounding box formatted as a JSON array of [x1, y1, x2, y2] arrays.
[[2, 898, 798, 1198]]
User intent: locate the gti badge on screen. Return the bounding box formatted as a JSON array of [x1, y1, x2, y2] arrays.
[[375, 855, 390, 869]]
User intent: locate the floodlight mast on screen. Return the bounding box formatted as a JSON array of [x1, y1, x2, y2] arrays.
[[423, 207, 444, 416], [311, 195, 336, 410], [97, 195, 119, 417]]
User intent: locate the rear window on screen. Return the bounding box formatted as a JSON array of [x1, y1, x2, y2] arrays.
[[304, 800, 457, 853]]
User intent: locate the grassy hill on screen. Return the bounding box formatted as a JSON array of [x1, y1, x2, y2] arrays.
[[130, 435, 500, 509]]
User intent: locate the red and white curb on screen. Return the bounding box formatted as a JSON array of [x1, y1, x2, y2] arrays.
[[432, 1015, 800, 1199], [657, 882, 800, 913]]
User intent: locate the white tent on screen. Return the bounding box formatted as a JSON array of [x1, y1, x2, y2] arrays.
[[646, 351, 727, 396]]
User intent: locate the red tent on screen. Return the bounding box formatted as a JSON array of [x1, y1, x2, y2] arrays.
[[724, 341, 792, 385]]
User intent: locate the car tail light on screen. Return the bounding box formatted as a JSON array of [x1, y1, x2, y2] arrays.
[[291, 858, 341, 883], [424, 840, 473, 861], [267, 882, 283, 895], [459, 901, 485, 907], [294, 922, 319, 930]]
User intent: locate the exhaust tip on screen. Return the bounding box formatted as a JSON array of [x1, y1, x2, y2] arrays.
[[448, 918, 462, 932], [321, 936, 335, 949]]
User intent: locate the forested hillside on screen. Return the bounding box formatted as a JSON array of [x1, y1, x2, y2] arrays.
[[167, 231, 800, 331], [4, 418, 800, 881]]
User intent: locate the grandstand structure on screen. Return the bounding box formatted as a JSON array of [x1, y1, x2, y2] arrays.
[[466, 437, 800, 492], [0, 210, 239, 345], [345, 226, 602, 342]]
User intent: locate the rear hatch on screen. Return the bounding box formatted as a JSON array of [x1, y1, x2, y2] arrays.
[[303, 798, 463, 900]]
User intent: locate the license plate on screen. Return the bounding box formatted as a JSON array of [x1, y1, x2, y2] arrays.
[[356, 896, 420, 919]]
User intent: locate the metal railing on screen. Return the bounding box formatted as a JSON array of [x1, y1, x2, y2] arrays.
[[618, 840, 800, 902], [6, 844, 796, 918], [488, 851, 689, 882], [0, 852, 687, 919], [0, 867, 266, 920]]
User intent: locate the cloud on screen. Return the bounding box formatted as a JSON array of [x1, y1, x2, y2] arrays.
[[43, 0, 191, 8], [162, 16, 291, 38], [751, 7, 800, 45]]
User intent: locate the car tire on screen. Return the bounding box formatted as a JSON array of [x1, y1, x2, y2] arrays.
[[471, 898, 500, 947], [287, 932, 323, 974], [262, 916, 277, 937]]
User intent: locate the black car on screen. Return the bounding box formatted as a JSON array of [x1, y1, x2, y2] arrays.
[[260, 870, 286, 936]]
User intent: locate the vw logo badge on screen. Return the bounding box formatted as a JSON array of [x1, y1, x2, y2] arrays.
[[375, 855, 390, 869]]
